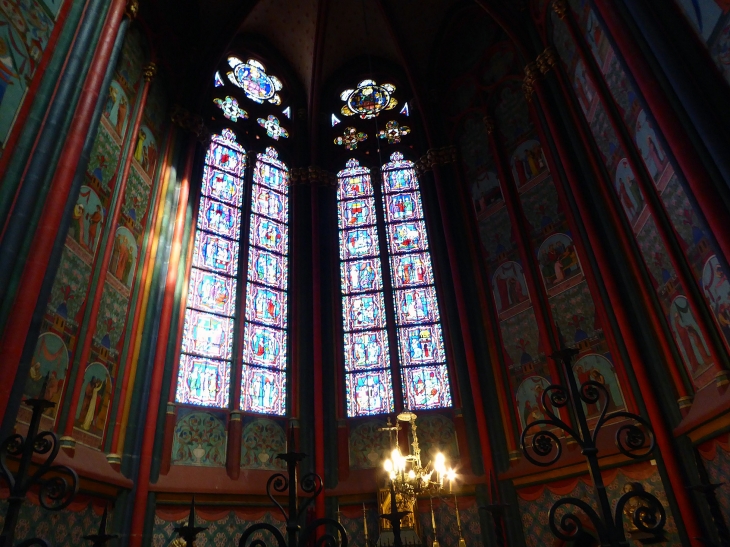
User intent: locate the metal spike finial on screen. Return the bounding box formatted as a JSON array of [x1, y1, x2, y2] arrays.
[[82, 506, 118, 547]]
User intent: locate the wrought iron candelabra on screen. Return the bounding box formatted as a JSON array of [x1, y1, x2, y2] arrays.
[[174, 428, 348, 547], [520, 348, 667, 546], [0, 391, 79, 547]]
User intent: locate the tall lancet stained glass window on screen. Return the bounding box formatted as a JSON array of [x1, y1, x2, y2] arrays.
[[338, 159, 395, 417], [177, 130, 245, 408], [382, 152, 452, 410], [240, 147, 290, 415]]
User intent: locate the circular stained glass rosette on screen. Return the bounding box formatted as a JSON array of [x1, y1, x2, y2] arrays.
[[340, 79, 398, 119], [227, 57, 283, 105]]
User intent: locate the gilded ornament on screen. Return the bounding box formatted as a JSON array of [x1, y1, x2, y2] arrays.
[[125, 0, 139, 20], [143, 62, 157, 82], [552, 0, 568, 19], [483, 115, 496, 135]]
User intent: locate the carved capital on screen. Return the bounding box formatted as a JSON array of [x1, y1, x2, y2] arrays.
[[523, 62, 541, 101], [290, 166, 336, 187], [552, 0, 568, 19], [483, 115, 496, 135], [143, 62, 157, 82], [416, 146, 457, 174], [536, 47, 558, 75], [170, 104, 209, 142], [125, 0, 139, 20]]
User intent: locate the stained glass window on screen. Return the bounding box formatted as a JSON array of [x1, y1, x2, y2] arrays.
[[381, 152, 452, 410], [240, 147, 289, 416], [177, 129, 246, 408], [338, 159, 395, 417]]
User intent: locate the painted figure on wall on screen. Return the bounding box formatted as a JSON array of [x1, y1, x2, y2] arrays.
[[23, 333, 69, 416], [510, 140, 547, 188], [669, 295, 714, 377], [586, 9, 610, 66], [702, 255, 730, 340], [574, 59, 596, 115], [537, 233, 581, 291], [109, 227, 138, 287], [615, 159, 645, 222], [74, 362, 111, 436], [636, 110, 669, 183], [515, 376, 552, 431], [103, 80, 129, 137], [471, 170, 502, 214], [492, 261, 529, 314], [711, 20, 730, 84], [69, 186, 104, 255], [573, 353, 625, 417], [133, 125, 158, 177]]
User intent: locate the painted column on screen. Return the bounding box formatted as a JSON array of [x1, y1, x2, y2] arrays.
[[129, 136, 195, 547], [61, 62, 157, 440], [312, 175, 326, 521], [0, 0, 129, 422], [528, 53, 706, 546], [590, 0, 730, 274]]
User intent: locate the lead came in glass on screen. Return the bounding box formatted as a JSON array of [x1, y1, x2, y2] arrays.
[[344, 330, 390, 371], [398, 324, 445, 367], [193, 231, 239, 276], [181, 310, 235, 360], [343, 293, 386, 331], [402, 365, 452, 410], [384, 192, 423, 223], [388, 221, 428, 254], [202, 166, 244, 207], [246, 285, 287, 328], [251, 184, 287, 222], [198, 197, 241, 239], [395, 286, 440, 325], [188, 268, 236, 316], [248, 248, 288, 290], [339, 198, 376, 227], [341, 227, 379, 260], [346, 370, 395, 416], [241, 367, 286, 415], [340, 259, 382, 293], [206, 143, 245, 177], [176, 355, 231, 408], [390, 253, 433, 288], [252, 216, 287, 254]]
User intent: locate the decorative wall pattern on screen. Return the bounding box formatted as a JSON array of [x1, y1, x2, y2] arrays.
[[171, 408, 227, 467], [349, 419, 391, 470], [153, 510, 285, 547], [240, 417, 287, 470], [698, 434, 730, 524], [417, 497, 482, 547]]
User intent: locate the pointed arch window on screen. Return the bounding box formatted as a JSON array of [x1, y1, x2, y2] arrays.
[[338, 153, 453, 417], [176, 132, 290, 415]]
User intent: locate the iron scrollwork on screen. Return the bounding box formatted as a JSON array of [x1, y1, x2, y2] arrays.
[[176, 428, 348, 547], [520, 348, 666, 546], [0, 395, 79, 547]]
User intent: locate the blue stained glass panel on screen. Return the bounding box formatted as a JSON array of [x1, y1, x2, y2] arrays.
[[388, 221, 428, 254], [338, 174, 373, 200], [345, 370, 394, 417], [192, 231, 239, 276], [251, 184, 287, 222], [398, 324, 445, 367], [390, 253, 433, 288], [248, 248, 288, 290], [384, 192, 423, 223], [202, 167, 244, 207], [252, 216, 287, 255], [339, 198, 376, 228], [197, 197, 241, 239], [340, 259, 382, 293], [394, 287, 440, 325], [341, 227, 379, 260], [212, 129, 246, 153], [343, 330, 390, 371], [382, 166, 418, 193], [246, 285, 287, 328], [181, 310, 235, 359], [255, 161, 288, 191], [342, 293, 386, 331], [242, 322, 287, 369], [206, 143, 246, 177], [402, 365, 452, 410], [176, 355, 230, 408], [241, 366, 286, 415], [188, 268, 236, 316]]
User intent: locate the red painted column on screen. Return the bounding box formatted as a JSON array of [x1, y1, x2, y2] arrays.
[[429, 160, 495, 480], [591, 0, 730, 268], [129, 136, 194, 547], [0, 0, 127, 422], [62, 63, 156, 438], [110, 127, 176, 455], [311, 178, 325, 520], [529, 66, 705, 546], [536, 58, 692, 398], [557, 6, 728, 371]]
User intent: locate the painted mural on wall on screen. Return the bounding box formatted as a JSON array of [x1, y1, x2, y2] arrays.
[[240, 417, 286, 470], [510, 139, 548, 191], [494, 81, 531, 147], [549, 281, 598, 346], [537, 233, 583, 295], [491, 261, 530, 319], [710, 17, 730, 84], [500, 309, 542, 368], [16, 25, 160, 445], [697, 434, 730, 522], [73, 362, 111, 440], [478, 206, 514, 262], [669, 295, 714, 378], [703, 254, 730, 339], [0, 0, 59, 147], [349, 420, 391, 469], [171, 408, 227, 467], [23, 332, 68, 409], [520, 177, 560, 235], [458, 113, 502, 216], [515, 375, 552, 431], [573, 353, 625, 417], [552, 2, 730, 390]]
